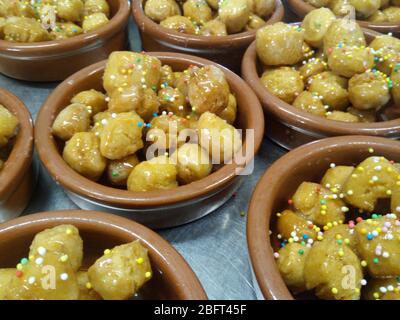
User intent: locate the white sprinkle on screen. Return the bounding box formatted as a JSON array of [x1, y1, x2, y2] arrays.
[[388, 285, 394, 292], [372, 176, 379, 182], [382, 251, 390, 258], [28, 276, 36, 284], [347, 190, 354, 195], [60, 273, 69, 281], [35, 257, 44, 265], [380, 286, 387, 293], [361, 279, 367, 286], [330, 163, 336, 168], [38, 247, 46, 256]]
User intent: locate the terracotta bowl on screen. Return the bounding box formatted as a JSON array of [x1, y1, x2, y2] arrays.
[[131, 0, 284, 72], [35, 52, 264, 229], [0, 88, 35, 222], [247, 135, 400, 300], [242, 27, 400, 150], [0, 210, 207, 300], [0, 0, 130, 82], [287, 0, 400, 34]]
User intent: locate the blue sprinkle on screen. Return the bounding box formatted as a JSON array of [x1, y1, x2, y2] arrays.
[[367, 234, 374, 240], [146, 123, 152, 128], [152, 112, 158, 117], [303, 234, 309, 240], [137, 121, 143, 127]]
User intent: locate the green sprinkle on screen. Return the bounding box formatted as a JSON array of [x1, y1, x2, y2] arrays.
[[298, 249, 304, 255], [337, 239, 343, 245], [20, 258, 29, 265], [373, 258, 379, 264], [111, 171, 119, 177], [240, 211, 246, 217]]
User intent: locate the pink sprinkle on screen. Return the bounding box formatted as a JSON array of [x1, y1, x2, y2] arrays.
[[274, 252, 280, 259], [349, 221, 355, 229]]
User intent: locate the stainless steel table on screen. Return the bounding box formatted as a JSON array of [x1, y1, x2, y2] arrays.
[[0, 18, 286, 300]]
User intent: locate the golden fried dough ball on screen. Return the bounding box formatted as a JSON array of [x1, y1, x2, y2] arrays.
[[321, 165, 354, 193], [304, 239, 362, 300], [369, 35, 400, 75], [308, 71, 349, 110], [323, 224, 360, 255], [84, 0, 110, 17], [52, 103, 91, 141], [170, 143, 212, 184], [343, 156, 400, 211], [3, 17, 50, 42], [368, 10, 388, 21], [107, 154, 140, 186], [364, 278, 400, 300], [50, 22, 83, 40], [355, 215, 400, 277], [0, 0, 35, 18], [350, 0, 380, 18], [198, 111, 242, 163], [305, 0, 331, 7], [103, 51, 162, 96], [217, 94, 237, 124], [88, 240, 152, 300], [247, 0, 276, 17], [277, 243, 311, 293], [276, 209, 317, 241], [391, 68, 400, 107], [260, 67, 304, 104], [292, 91, 326, 116], [188, 65, 230, 115], [302, 8, 336, 48], [127, 155, 178, 192], [201, 18, 228, 36], [347, 106, 377, 122], [383, 6, 400, 22], [328, 46, 374, 78], [245, 14, 265, 31], [145, 0, 181, 22], [326, 111, 360, 122], [71, 89, 107, 116], [57, 0, 84, 22], [183, 0, 212, 24], [323, 18, 366, 56], [77, 272, 102, 300], [29, 225, 83, 272], [63, 132, 107, 181], [158, 86, 189, 117], [91, 110, 113, 136], [99, 112, 144, 160], [219, 0, 250, 34], [348, 71, 390, 110], [0, 269, 15, 299], [256, 22, 304, 66], [82, 12, 109, 32], [299, 57, 327, 80], [292, 182, 346, 226], [160, 15, 197, 34], [329, 0, 354, 16], [0, 104, 19, 148]]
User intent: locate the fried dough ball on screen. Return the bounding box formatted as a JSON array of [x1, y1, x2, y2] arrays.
[[304, 239, 362, 300], [170, 143, 212, 184], [52, 103, 91, 141], [84, 0, 110, 17], [343, 156, 400, 211], [0, 0, 35, 18], [349, 0, 381, 18], [71, 89, 107, 116], [323, 224, 360, 255], [327, 46, 374, 78], [63, 132, 107, 181], [245, 14, 265, 31], [188, 65, 230, 115], [302, 8, 336, 48], [50, 22, 83, 40], [145, 0, 181, 22], [355, 214, 400, 277], [368, 9, 388, 21], [57, 0, 84, 22], [88, 240, 152, 300], [323, 18, 366, 56], [91, 110, 114, 136], [292, 182, 346, 226], [292, 91, 326, 116], [107, 154, 140, 186], [260, 67, 304, 104], [364, 278, 400, 300], [329, 0, 354, 16], [219, 0, 250, 34], [77, 272, 102, 300], [308, 71, 349, 110], [0, 104, 19, 148], [347, 106, 377, 122], [198, 111, 242, 162], [299, 57, 327, 80], [3, 17, 50, 42], [247, 0, 275, 17], [369, 35, 400, 75], [160, 15, 197, 34], [158, 86, 189, 117], [82, 12, 109, 32], [127, 155, 178, 192], [276, 209, 318, 241], [348, 71, 390, 110], [99, 112, 144, 160], [383, 6, 400, 22], [277, 243, 311, 293], [217, 94, 237, 124], [103, 51, 162, 96], [201, 18, 228, 36], [326, 111, 360, 122], [256, 22, 305, 66], [183, 0, 212, 24], [321, 165, 355, 193]]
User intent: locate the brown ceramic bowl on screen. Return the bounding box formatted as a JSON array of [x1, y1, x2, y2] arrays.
[[131, 0, 284, 72], [35, 52, 264, 229], [0, 0, 130, 82], [247, 135, 400, 300], [0, 88, 35, 222], [0, 210, 207, 300], [242, 28, 400, 150], [287, 0, 400, 34]]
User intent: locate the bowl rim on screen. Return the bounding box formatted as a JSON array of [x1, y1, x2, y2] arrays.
[[0, 209, 208, 300], [287, 0, 400, 32], [0, 88, 33, 202], [0, 0, 130, 56], [35, 51, 264, 208], [247, 135, 400, 300], [241, 28, 400, 138], [131, 0, 285, 50]]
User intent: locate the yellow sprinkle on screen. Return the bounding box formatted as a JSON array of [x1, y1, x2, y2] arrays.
[[386, 190, 392, 195], [360, 228, 367, 235], [288, 238, 294, 243], [317, 235, 324, 241], [321, 210, 327, 215], [344, 238, 350, 244], [357, 167, 364, 172], [104, 249, 111, 255], [136, 257, 144, 265], [145, 272, 152, 278], [338, 250, 344, 257], [331, 288, 338, 294], [29, 255, 35, 261], [16, 264, 23, 271], [66, 228, 72, 235], [335, 234, 342, 240], [373, 292, 380, 299], [321, 205, 327, 210], [327, 222, 333, 228], [60, 255, 69, 262], [86, 282, 92, 289], [361, 260, 367, 267], [276, 212, 282, 217]]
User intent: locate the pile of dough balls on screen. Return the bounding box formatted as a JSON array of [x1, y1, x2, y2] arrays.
[[0, 104, 19, 171], [305, 0, 400, 23], [0, 224, 152, 300], [52, 51, 242, 192], [256, 8, 400, 123], [144, 0, 276, 36], [0, 0, 111, 43], [274, 154, 400, 300]]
